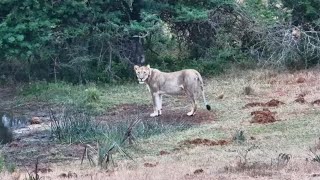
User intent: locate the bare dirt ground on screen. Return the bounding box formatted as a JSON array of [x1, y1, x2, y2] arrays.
[[2, 68, 320, 179]]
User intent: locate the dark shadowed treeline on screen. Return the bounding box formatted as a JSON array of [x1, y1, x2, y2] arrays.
[[0, 0, 319, 84]]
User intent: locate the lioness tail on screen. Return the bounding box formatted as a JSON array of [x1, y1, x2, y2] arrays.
[[196, 72, 211, 111]]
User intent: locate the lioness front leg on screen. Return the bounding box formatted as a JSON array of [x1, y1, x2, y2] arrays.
[[186, 91, 197, 116], [150, 92, 161, 117]]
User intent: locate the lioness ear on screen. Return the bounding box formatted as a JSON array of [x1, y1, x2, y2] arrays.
[[134, 65, 139, 71], [146, 64, 150, 68]]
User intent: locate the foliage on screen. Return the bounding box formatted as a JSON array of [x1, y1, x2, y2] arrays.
[[1, 0, 320, 84], [282, 0, 320, 28]]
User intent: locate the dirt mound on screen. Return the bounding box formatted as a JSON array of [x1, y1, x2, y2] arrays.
[[294, 97, 306, 103], [181, 138, 229, 146], [244, 102, 265, 108], [194, 169, 204, 174], [250, 108, 277, 124], [58, 171, 78, 178], [159, 150, 170, 155], [157, 110, 215, 124], [296, 77, 306, 83], [312, 100, 320, 105], [144, 162, 158, 168], [244, 99, 285, 108], [265, 99, 285, 107]]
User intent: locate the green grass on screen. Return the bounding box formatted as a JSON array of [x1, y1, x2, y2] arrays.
[[19, 81, 149, 114]]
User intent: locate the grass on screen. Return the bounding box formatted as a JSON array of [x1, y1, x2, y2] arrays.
[[3, 68, 320, 179], [0, 151, 15, 174], [50, 109, 191, 145], [49, 108, 192, 169], [18, 81, 149, 114]]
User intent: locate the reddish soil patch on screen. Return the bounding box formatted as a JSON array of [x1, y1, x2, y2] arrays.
[[250, 108, 277, 124], [296, 77, 306, 83], [265, 99, 285, 107], [159, 150, 170, 156], [102, 104, 215, 124], [194, 169, 204, 174], [157, 110, 215, 124], [244, 102, 265, 108], [144, 162, 158, 168], [244, 99, 285, 108], [294, 97, 306, 103], [181, 138, 229, 146], [107, 103, 151, 116], [312, 174, 320, 177], [311, 100, 320, 105]]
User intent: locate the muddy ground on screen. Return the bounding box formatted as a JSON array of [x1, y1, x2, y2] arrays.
[[0, 88, 216, 168]]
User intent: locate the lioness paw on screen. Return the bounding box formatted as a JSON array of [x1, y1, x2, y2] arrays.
[[150, 112, 160, 117], [187, 111, 195, 116]]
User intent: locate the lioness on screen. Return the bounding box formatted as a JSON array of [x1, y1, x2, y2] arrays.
[[134, 65, 211, 117]]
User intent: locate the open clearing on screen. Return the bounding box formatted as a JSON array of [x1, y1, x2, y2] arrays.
[[1, 69, 320, 179]]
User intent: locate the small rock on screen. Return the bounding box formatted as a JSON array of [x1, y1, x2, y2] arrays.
[[312, 173, 320, 177], [217, 93, 224, 99], [58, 173, 67, 178], [294, 97, 306, 103], [8, 141, 20, 148], [58, 171, 77, 178], [30, 117, 41, 124], [312, 100, 320, 105], [297, 77, 306, 83], [67, 171, 78, 178]]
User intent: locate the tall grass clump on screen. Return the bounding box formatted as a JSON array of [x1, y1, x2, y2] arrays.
[[50, 110, 107, 143], [50, 109, 192, 169], [50, 109, 192, 145], [0, 152, 16, 173]]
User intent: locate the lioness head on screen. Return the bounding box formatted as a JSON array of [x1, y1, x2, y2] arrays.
[[134, 65, 151, 84]]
